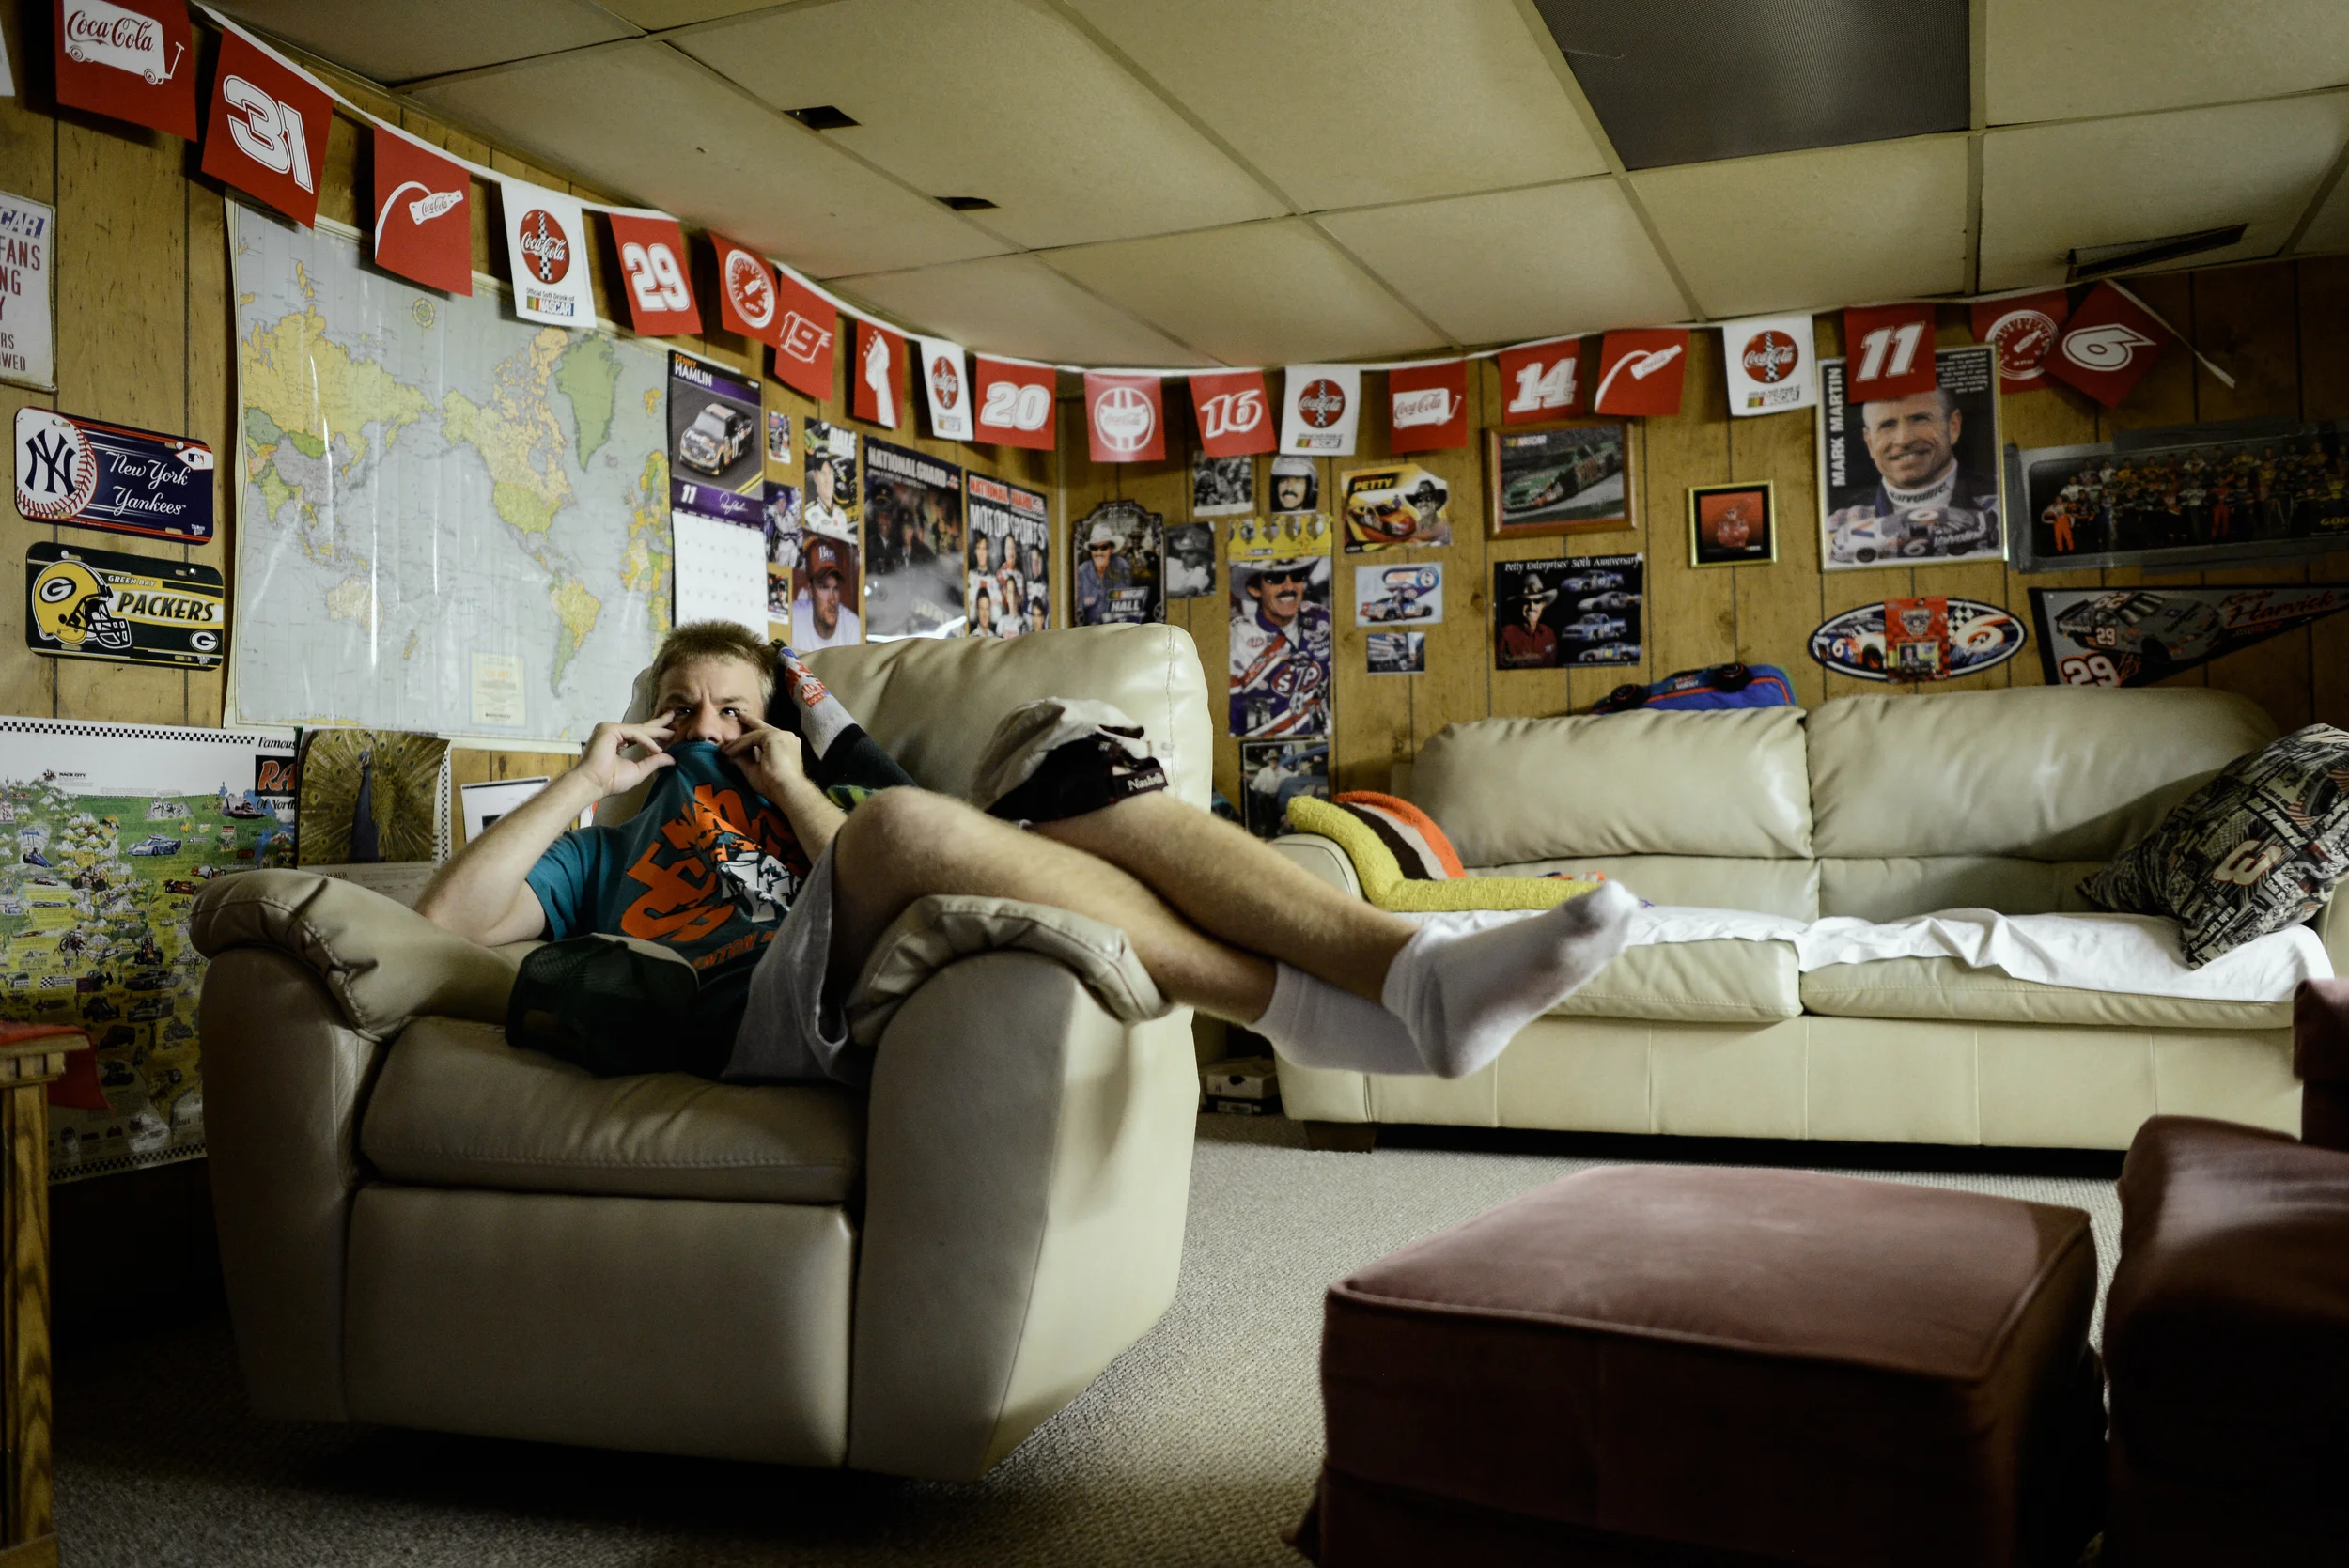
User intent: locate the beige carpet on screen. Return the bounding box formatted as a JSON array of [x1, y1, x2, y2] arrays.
[[54, 1121, 2122, 1567]]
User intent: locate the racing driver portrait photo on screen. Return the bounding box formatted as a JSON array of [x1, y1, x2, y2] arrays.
[[1818, 343, 2004, 570]]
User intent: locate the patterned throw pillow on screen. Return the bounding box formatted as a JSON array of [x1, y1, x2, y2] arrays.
[[2078, 723, 2349, 967]]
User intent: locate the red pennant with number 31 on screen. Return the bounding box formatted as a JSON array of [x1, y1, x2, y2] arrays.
[[202, 27, 333, 228]]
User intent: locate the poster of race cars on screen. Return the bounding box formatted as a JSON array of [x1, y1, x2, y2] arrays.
[[2029, 585, 2349, 687], [1230, 512, 1334, 737], [965, 473, 1050, 638], [668, 350, 764, 523], [1341, 463, 1452, 551], [862, 438, 966, 640], [1367, 631, 1424, 675], [1074, 500, 1164, 626], [2007, 419, 2349, 574], [1191, 453, 1254, 518], [1492, 554, 1641, 670], [1239, 738, 1329, 840], [0, 717, 298, 1183], [1816, 344, 2004, 571], [1354, 561, 1442, 626], [1488, 424, 1629, 536]]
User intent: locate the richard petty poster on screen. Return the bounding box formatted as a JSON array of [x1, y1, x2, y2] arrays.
[[25, 542, 225, 669], [15, 408, 214, 542]]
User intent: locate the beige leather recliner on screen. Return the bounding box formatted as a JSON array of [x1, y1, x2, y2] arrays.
[[192, 625, 1211, 1480]]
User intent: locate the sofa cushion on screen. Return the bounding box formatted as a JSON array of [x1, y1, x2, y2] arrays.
[[1482, 854, 1819, 920], [362, 1017, 863, 1203], [1800, 957, 2293, 1031], [1819, 856, 2109, 921], [2079, 723, 2349, 967], [1548, 939, 1801, 1024], [1414, 708, 1812, 864], [1809, 687, 2275, 861]]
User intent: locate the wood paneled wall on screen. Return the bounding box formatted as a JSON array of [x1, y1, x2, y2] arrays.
[[1063, 264, 2349, 806], [0, 7, 1057, 845]]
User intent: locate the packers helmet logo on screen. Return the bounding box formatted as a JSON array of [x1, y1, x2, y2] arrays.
[[32, 558, 133, 651]]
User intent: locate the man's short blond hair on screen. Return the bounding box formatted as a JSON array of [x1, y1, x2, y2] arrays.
[[651, 620, 774, 700]]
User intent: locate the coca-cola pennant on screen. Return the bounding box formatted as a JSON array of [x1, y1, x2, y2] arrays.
[[972, 357, 1056, 451], [1719, 314, 1816, 418], [604, 212, 698, 336], [54, 0, 197, 140], [1498, 338, 1585, 424], [1592, 329, 1688, 417], [2044, 283, 2172, 409], [1971, 289, 2071, 389], [370, 127, 472, 296], [1189, 370, 1273, 458], [1387, 360, 1468, 454], [1279, 365, 1361, 456], [915, 336, 972, 441], [201, 25, 332, 227], [710, 233, 777, 344], [498, 181, 594, 327], [1085, 372, 1164, 463], [768, 270, 836, 402], [1842, 304, 1937, 400], [853, 318, 907, 428]]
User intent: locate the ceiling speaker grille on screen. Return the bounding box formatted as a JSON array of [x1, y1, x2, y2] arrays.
[[1532, 0, 1969, 169]]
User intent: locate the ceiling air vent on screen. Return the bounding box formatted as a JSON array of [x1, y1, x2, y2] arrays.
[[786, 105, 859, 132], [2067, 225, 2248, 282], [938, 195, 997, 211]]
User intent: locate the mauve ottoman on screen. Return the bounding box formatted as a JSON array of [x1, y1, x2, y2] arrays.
[[1298, 1166, 2105, 1567]]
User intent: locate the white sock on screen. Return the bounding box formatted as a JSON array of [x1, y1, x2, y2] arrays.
[[1380, 882, 1637, 1079], [1251, 963, 1425, 1077]]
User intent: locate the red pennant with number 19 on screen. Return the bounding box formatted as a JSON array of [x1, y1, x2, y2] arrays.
[[606, 213, 699, 335], [1842, 304, 1937, 399]]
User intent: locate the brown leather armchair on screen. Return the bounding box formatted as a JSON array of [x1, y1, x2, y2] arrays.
[[192, 626, 1212, 1480], [2101, 977, 2349, 1563]]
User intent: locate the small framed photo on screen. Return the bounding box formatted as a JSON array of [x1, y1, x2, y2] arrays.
[[1688, 481, 1776, 567], [1488, 422, 1631, 537]]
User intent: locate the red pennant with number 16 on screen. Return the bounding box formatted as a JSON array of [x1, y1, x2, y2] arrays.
[[1189, 370, 1274, 458], [606, 213, 699, 335], [1842, 304, 1937, 399]]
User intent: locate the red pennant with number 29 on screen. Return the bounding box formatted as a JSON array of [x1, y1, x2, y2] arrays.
[[1842, 304, 1938, 399], [606, 214, 700, 336]]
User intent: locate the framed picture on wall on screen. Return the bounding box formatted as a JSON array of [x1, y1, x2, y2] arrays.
[[1815, 344, 2005, 571], [1487, 422, 1631, 537], [1688, 481, 1776, 567]]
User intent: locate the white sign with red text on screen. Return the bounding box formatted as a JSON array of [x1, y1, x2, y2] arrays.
[[916, 336, 972, 441], [0, 193, 55, 393], [1278, 365, 1361, 457], [497, 180, 594, 328], [1719, 313, 1816, 417]]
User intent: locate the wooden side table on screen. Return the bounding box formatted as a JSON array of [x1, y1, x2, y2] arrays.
[[0, 1026, 86, 1568]]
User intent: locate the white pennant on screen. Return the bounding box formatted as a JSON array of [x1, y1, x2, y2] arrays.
[[1719, 314, 1817, 417], [497, 179, 595, 328], [916, 336, 972, 441], [1278, 365, 1361, 457]]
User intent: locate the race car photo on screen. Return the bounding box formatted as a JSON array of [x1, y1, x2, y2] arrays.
[[1576, 642, 1640, 664], [1559, 612, 1629, 641], [677, 402, 754, 475], [2051, 591, 2224, 672]]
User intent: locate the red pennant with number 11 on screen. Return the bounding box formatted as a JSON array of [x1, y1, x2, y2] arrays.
[[1842, 304, 1937, 399]]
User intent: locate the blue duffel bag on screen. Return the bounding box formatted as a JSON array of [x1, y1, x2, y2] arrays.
[[1591, 662, 1795, 714]]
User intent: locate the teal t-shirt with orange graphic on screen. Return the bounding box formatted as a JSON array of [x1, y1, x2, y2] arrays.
[[524, 740, 810, 977]]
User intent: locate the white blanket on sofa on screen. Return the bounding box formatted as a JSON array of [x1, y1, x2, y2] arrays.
[[1626, 906, 2334, 1004]]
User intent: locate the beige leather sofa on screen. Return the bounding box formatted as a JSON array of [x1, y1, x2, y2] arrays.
[[1274, 687, 2345, 1151], [191, 625, 1211, 1480]]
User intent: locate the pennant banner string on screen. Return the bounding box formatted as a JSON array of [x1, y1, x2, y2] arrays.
[[197, 6, 2238, 390]]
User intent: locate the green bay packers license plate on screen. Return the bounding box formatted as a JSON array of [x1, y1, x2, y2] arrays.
[[25, 542, 225, 669]]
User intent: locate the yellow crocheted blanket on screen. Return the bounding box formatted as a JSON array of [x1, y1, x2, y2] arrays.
[[1284, 795, 1604, 912]]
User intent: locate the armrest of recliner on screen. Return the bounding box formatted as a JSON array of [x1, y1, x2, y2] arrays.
[[2295, 976, 2349, 1151], [191, 870, 518, 1422], [847, 901, 1199, 1481], [1271, 831, 1364, 899]]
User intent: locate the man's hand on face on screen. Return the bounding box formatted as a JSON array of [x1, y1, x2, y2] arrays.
[[580, 718, 677, 797], [723, 723, 811, 806]]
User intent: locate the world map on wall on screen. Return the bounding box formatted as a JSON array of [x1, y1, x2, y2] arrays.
[[228, 209, 671, 741]]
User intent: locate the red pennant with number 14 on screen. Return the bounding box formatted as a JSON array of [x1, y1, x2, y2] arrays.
[[1842, 304, 1938, 399]]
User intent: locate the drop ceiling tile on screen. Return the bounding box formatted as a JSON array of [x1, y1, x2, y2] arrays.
[[1318, 179, 1687, 345], [2294, 169, 2349, 258], [1981, 94, 2349, 289], [1064, 0, 1607, 210], [675, 0, 1283, 250], [1987, 0, 2349, 125], [411, 42, 1009, 280], [1632, 138, 1969, 317], [1042, 220, 1447, 365], [831, 256, 1210, 367], [603, 1, 772, 26], [210, 0, 638, 85]]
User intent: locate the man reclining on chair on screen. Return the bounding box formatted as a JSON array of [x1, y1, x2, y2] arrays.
[[417, 621, 1634, 1087]]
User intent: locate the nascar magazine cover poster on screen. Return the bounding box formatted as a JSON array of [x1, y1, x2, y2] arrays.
[[1229, 512, 1334, 737], [862, 439, 965, 639], [966, 474, 1050, 638]]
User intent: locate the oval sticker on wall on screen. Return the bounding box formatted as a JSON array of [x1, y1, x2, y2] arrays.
[[1809, 597, 2027, 682]]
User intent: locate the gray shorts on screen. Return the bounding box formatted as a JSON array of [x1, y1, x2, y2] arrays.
[[722, 839, 865, 1087]]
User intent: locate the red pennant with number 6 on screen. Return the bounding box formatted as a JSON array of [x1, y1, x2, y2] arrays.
[[1842, 304, 1938, 399], [1189, 370, 1274, 458], [201, 27, 332, 228], [370, 127, 473, 296], [1086, 373, 1164, 463], [606, 214, 699, 336], [1592, 330, 1688, 416], [973, 358, 1057, 451], [2044, 283, 2172, 409]]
